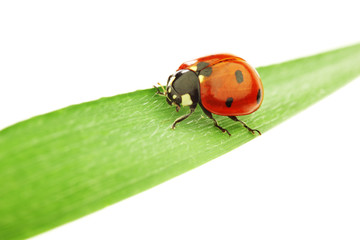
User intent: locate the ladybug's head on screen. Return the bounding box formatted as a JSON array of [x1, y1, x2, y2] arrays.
[[165, 69, 200, 111]]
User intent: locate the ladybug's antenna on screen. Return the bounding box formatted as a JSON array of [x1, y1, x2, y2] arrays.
[[157, 82, 167, 94]]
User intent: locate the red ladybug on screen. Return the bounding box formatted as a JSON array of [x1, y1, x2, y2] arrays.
[[154, 54, 263, 136]]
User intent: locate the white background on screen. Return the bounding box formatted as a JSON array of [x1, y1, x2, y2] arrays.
[[1, 0, 360, 239]]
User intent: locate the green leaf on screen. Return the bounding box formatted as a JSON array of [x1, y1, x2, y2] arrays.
[[1, 44, 360, 239]]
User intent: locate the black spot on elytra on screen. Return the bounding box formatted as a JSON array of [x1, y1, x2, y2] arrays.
[[256, 89, 262, 104], [235, 70, 243, 83], [197, 62, 209, 71], [200, 67, 212, 77], [225, 97, 233, 107]]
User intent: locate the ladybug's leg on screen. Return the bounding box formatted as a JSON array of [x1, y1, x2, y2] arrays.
[[228, 116, 261, 135], [171, 107, 195, 129], [199, 104, 231, 136]]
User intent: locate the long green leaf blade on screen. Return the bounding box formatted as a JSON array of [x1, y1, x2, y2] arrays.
[[1, 44, 360, 239]]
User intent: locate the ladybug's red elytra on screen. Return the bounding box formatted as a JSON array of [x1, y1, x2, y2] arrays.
[[154, 54, 263, 136]]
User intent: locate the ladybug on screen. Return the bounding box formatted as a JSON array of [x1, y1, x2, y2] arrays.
[[154, 54, 263, 136]]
